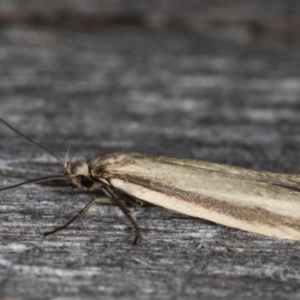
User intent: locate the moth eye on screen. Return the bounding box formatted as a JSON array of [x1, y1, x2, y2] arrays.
[[78, 175, 94, 188]]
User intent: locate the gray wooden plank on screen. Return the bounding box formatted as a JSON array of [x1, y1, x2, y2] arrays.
[[0, 17, 300, 300]]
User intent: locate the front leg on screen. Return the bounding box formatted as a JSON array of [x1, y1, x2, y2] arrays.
[[44, 197, 99, 236]]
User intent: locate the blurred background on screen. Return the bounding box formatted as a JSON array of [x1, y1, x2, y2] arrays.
[[1, 0, 300, 171], [1, 1, 300, 300]]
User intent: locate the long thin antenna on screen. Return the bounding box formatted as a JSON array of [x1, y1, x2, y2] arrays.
[[0, 175, 70, 192], [0, 118, 63, 164]]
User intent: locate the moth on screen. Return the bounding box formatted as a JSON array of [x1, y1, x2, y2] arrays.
[[1, 118, 300, 243]]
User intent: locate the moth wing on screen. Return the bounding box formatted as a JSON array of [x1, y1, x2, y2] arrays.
[[91, 152, 300, 190], [89, 152, 300, 240]]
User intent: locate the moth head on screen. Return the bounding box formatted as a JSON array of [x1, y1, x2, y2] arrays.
[[65, 160, 100, 191], [0, 118, 102, 193]]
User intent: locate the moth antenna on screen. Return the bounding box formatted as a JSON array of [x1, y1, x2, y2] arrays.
[[65, 146, 70, 162], [62, 147, 78, 171], [68, 149, 78, 165], [0, 175, 70, 192], [0, 118, 63, 165]]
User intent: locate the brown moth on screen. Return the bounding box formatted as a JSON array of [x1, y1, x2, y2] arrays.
[[1, 118, 300, 243]]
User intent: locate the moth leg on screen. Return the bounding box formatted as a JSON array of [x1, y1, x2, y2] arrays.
[[104, 185, 141, 245], [44, 197, 98, 237]]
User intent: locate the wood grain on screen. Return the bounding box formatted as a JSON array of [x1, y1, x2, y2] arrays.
[[0, 2, 300, 299]]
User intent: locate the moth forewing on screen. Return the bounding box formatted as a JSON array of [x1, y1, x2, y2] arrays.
[[89, 152, 300, 240]]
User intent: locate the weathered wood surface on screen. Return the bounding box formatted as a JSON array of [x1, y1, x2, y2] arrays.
[[0, 2, 300, 300]]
